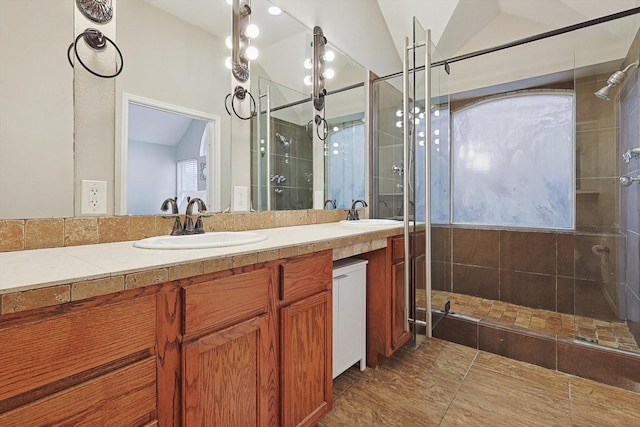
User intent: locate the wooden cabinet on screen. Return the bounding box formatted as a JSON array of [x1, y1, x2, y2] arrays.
[[0, 250, 333, 427], [0, 291, 159, 426], [180, 266, 278, 427], [279, 250, 333, 427], [360, 233, 424, 368]]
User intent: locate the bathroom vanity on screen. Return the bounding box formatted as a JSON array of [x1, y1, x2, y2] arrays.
[[0, 222, 409, 426]]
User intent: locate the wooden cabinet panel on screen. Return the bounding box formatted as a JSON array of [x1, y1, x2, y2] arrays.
[[0, 357, 157, 426], [280, 291, 332, 427], [183, 268, 272, 334], [0, 295, 156, 402], [391, 261, 411, 351], [183, 314, 272, 427], [280, 251, 331, 302]]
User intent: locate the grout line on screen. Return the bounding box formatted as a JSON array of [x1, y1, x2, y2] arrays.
[[437, 348, 480, 426]]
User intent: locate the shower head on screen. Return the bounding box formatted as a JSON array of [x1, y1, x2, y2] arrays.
[[275, 132, 287, 143], [619, 175, 640, 187], [594, 60, 640, 100]]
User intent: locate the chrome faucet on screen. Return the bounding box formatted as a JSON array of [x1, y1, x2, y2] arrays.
[[161, 197, 183, 236], [346, 199, 368, 220], [324, 199, 336, 209], [184, 197, 208, 234]]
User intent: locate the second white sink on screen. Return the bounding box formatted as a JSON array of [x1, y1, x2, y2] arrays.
[[134, 231, 268, 249]]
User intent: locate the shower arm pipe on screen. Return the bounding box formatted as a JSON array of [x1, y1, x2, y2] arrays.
[[621, 59, 640, 74]]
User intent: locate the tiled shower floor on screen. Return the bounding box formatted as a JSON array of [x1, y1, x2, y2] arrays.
[[431, 291, 640, 353]]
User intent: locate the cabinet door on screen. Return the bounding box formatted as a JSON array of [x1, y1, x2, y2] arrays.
[[280, 291, 332, 427], [183, 314, 271, 427], [390, 261, 411, 351]]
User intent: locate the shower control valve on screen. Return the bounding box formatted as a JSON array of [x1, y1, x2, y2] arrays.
[[623, 147, 640, 163], [270, 174, 286, 183]]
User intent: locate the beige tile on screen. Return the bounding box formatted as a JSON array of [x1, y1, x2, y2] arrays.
[[296, 243, 315, 255], [233, 212, 251, 231], [168, 262, 203, 280], [441, 364, 571, 427], [0, 220, 24, 252], [98, 216, 130, 243], [71, 276, 124, 301], [129, 216, 155, 240], [250, 211, 277, 230], [64, 217, 99, 246], [25, 218, 64, 249], [1, 285, 70, 313], [232, 253, 258, 268], [125, 268, 169, 289], [156, 215, 180, 236], [297, 209, 317, 225], [257, 249, 280, 263], [203, 257, 234, 274], [278, 246, 298, 259], [319, 390, 421, 427], [570, 376, 640, 426]]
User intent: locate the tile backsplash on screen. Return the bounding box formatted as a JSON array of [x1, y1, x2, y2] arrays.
[[0, 209, 350, 253]]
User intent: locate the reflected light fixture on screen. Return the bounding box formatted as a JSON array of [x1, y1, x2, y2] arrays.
[[268, 5, 282, 15], [312, 26, 329, 110], [230, 0, 259, 82], [595, 59, 639, 100]]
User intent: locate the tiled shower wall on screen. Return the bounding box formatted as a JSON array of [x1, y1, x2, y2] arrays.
[[432, 226, 622, 321], [620, 37, 640, 344], [251, 118, 313, 211]]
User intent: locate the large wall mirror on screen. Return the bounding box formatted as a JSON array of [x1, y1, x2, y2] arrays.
[[0, 0, 366, 220], [0, 1, 74, 219]]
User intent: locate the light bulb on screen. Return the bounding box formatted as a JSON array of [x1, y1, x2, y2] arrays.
[[434, 138, 440, 145], [244, 46, 258, 60], [418, 131, 425, 138], [418, 112, 425, 119], [303, 58, 313, 69], [333, 127, 339, 132], [414, 118, 420, 125], [268, 6, 282, 15], [395, 121, 402, 128], [323, 50, 335, 62], [323, 68, 335, 79], [419, 140, 425, 146], [396, 110, 403, 117], [245, 24, 259, 39], [434, 129, 440, 136], [413, 107, 420, 114], [303, 75, 313, 86], [434, 110, 440, 116], [333, 142, 339, 147], [225, 36, 232, 49], [333, 149, 339, 155], [225, 56, 232, 69]]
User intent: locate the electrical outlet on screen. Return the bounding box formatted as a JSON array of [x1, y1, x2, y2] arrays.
[[233, 186, 248, 211], [81, 180, 107, 215]]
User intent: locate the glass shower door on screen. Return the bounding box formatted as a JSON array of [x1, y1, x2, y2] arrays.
[[254, 77, 313, 211]]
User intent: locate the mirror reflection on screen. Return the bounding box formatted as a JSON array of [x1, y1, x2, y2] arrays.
[[116, 0, 231, 215]]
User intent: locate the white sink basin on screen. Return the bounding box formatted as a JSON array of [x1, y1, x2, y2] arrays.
[[134, 231, 268, 249], [339, 219, 402, 227]]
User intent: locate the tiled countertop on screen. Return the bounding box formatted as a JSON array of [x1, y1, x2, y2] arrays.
[[0, 222, 404, 298]]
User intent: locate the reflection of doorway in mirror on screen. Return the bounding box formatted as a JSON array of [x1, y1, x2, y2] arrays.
[[118, 93, 221, 215]]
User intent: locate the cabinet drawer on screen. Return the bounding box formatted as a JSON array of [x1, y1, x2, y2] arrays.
[[280, 251, 332, 302], [183, 268, 272, 334], [0, 295, 156, 402], [0, 357, 157, 426]]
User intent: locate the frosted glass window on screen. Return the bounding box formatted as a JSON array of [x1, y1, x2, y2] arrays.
[[327, 122, 366, 208], [452, 93, 573, 229]]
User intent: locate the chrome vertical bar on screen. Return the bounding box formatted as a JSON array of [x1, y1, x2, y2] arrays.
[[425, 30, 433, 337], [403, 36, 411, 332], [266, 84, 272, 210]]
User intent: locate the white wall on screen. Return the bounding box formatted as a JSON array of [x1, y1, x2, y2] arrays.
[[127, 141, 176, 215], [0, 0, 74, 219], [115, 0, 231, 212]]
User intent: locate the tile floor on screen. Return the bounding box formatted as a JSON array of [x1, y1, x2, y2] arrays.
[[431, 291, 639, 353], [319, 338, 640, 426]]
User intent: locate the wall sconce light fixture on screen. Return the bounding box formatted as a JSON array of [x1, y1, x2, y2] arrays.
[[311, 26, 334, 111], [228, 0, 259, 82]]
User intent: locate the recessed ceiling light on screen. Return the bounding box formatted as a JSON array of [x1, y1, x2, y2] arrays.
[[268, 6, 282, 15]]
